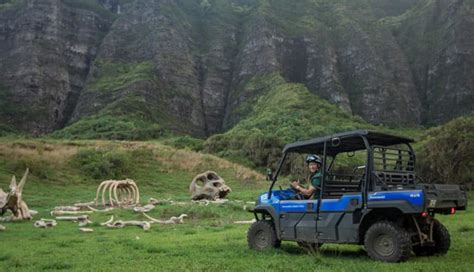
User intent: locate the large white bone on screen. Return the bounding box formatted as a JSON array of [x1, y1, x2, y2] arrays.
[[106, 220, 151, 230], [79, 228, 94, 233], [143, 213, 188, 224], [148, 198, 172, 205], [54, 206, 81, 211], [234, 219, 257, 224], [55, 215, 92, 226], [87, 206, 114, 213], [74, 201, 95, 208], [133, 204, 155, 213], [101, 215, 114, 226], [51, 210, 93, 216]]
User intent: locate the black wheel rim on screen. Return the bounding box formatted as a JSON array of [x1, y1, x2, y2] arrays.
[[374, 234, 395, 257], [255, 230, 269, 249]]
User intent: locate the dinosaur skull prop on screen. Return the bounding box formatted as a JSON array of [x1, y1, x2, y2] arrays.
[[189, 171, 231, 200], [0, 169, 32, 220]]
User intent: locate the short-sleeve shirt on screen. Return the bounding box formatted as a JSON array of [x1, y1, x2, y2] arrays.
[[310, 171, 322, 198]]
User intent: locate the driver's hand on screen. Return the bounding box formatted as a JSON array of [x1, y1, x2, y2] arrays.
[[291, 180, 300, 190]]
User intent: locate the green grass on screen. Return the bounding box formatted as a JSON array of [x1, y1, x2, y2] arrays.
[[0, 138, 472, 271], [51, 114, 165, 141]]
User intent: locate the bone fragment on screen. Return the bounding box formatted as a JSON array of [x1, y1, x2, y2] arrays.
[[34, 219, 57, 228], [50, 210, 93, 216], [133, 204, 155, 213], [234, 219, 257, 224], [106, 220, 151, 231], [54, 206, 81, 211], [143, 213, 188, 224], [0, 224, 5, 231], [87, 206, 114, 213], [148, 198, 172, 205], [74, 201, 95, 208], [79, 228, 94, 233], [101, 215, 114, 226], [0, 216, 12, 222], [29, 210, 38, 215], [55, 215, 89, 221], [55, 215, 92, 226]]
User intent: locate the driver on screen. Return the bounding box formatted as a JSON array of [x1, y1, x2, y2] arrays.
[[291, 154, 322, 199]]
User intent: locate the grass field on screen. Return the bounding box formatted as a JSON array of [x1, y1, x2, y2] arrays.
[[0, 139, 472, 271]]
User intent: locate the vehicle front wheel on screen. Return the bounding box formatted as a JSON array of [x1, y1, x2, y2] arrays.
[[247, 220, 280, 251], [364, 221, 412, 262]]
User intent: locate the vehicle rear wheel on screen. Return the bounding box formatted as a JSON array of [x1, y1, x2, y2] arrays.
[[247, 220, 280, 251], [364, 221, 411, 262], [413, 219, 450, 256]]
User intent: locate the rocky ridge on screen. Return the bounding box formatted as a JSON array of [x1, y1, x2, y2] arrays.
[[0, 0, 472, 136]]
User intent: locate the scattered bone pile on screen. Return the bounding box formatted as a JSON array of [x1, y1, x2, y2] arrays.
[[2, 172, 255, 232], [95, 179, 140, 207], [100, 213, 187, 231]]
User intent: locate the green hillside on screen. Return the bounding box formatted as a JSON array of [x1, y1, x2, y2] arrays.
[[205, 73, 422, 168]]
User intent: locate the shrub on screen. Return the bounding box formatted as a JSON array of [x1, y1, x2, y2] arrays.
[[51, 115, 165, 140], [164, 136, 204, 152], [417, 116, 474, 189], [71, 148, 133, 180]]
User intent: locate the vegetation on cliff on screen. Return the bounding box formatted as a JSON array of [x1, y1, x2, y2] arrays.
[[417, 116, 474, 189], [204, 74, 379, 168]]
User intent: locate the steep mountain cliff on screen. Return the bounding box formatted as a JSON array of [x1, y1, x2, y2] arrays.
[[390, 0, 474, 125], [0, 0, 472, 137], [0, 0, 115, 134]]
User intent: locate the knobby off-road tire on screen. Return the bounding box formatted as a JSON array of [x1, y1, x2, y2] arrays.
[[247, 220, 280, 251], [413, 219, 450, 256], [364, 221, 412, 262]]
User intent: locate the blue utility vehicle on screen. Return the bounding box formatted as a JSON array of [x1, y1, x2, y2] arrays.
[[247, 130, 468, 262]]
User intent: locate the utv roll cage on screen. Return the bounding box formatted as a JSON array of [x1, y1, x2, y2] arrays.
[[268, 130, 416, 200]]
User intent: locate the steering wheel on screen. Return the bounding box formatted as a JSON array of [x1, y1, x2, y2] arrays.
[[288, 183, 305, 200]]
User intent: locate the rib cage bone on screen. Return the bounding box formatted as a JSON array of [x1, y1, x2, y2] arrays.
[[95, 179, 140, 207]]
